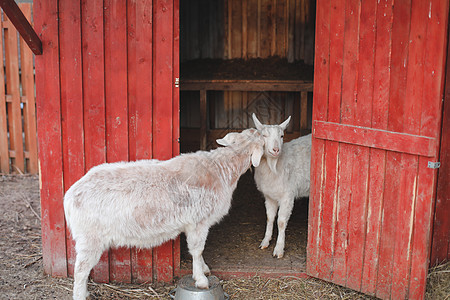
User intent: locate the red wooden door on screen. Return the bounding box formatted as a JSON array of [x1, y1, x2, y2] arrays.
[[307, 0, 448, 299], [34, 0, 180, 283]]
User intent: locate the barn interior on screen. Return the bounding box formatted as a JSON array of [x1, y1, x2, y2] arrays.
[[179, 0, 316, 274]]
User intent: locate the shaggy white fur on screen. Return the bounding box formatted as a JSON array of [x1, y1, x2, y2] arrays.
[[64, 128, 264, 300], [252, 113, 311, 258]]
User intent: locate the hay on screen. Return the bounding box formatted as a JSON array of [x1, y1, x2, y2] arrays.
[[426, 261, 450, 300], [45, 265, 449, 300], [222, 276, 376, 300]]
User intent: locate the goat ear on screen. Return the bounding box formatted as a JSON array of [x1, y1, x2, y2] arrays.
[[216, 132, 237, 146], [216, 138, 229, 146], [252, 113, 264, 131], [279, 115, 291, 130], [251, 145, 264, 167]]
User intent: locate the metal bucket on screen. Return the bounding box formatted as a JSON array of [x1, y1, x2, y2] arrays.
[[169, 275, 229, 300]]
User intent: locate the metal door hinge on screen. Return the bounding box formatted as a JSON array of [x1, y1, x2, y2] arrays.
[[427, 161, 441, 169], [175, 77, 179, 88]]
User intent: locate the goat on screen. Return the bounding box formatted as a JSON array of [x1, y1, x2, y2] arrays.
[[252, 113, 311, 258], [64, 129, 264, 300]]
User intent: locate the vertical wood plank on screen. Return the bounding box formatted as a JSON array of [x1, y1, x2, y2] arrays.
[[242, 0, 248, 58], [247, 0, 258, 58], [276, 0, 286, 56], [390, 1, 426, 298], [270, 0, 276, 56], [188, 1, 199, 60], [430, 0, 450, 266], [153, 0, 174, 282], [34, 0, 67, 276], [376, 152, 401, 299], [299, 92, 307, 130], [19, 3, 38, 174], [4, 14, 24, 172], [199, 1, 210, 58], [128, 0, 138, 163], [104, 0, 131, 283], [332, 0, 360, 288], [0, 16, 9, 173], [307, 0, 330, 278], [81, 0, 109, 282], [292, 93, 300, 131], [259, 0, 271, 58], [287, 0, 295, 62], [200, 89, 207, 149], [345, 0, 376, 291], [128, 0, 154, 283], [410, 0, 449, 298], [294, 0, 301, 61], [376, 0, 411, 297], [316, 0, 344, 281], [224, 0, 230, 59], [59, 0, 84, 278], [231, 0, 242, 58], [361, 0, 393, 295], [172, 0, 181, 276]]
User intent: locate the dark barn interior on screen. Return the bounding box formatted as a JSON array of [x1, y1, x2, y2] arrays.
[[179, 0, 316, 273]]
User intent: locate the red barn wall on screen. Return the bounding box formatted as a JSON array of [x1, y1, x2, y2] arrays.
[[430, 25, 450, 266], [307, 0, 449, 299], [34, 0, 180, 282]]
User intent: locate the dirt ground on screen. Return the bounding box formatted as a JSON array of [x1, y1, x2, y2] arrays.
[[0, 174, 448, 299], [181, 171, 308, 273]]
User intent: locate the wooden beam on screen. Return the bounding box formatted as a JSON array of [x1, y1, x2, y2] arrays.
[[180, 79, 313, 91], [0, 0, 42, 55], [313, 120, 437, 157]]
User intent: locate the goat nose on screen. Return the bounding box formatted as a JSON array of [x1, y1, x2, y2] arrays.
[[273, 147, 279, 154]]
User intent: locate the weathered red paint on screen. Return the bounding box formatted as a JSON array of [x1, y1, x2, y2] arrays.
[[409, 0, 449, 298], [313, 121, 437, 157], [36, 0, 180, 283], [430, 8, 450, 267], [152, 0, 177, 282], [59, 0, 84, 278], [306, 0, 330, 279], [81, 0, 110, 283], [127, 0, 155, 283], [308, 1, 449, 300], [361, 1, 392, 294], [34, 0, 67, 277], [172, 0, 181, 279], [104, 0, 132, 283]]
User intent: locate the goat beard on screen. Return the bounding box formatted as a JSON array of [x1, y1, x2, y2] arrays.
[[266, 157, 278, 174]]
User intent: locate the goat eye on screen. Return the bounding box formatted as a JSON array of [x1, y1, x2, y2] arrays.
[[281, 135, 284, 138]]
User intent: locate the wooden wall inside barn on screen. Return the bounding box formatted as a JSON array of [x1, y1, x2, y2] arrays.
[[179, 0, 315, 151], [180, 0, 315, 62]]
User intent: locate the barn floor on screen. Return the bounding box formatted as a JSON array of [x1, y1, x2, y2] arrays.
[[180, 171, 308, 274]]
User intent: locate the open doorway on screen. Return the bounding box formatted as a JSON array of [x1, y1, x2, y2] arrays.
[[179, 0, 316, 274]]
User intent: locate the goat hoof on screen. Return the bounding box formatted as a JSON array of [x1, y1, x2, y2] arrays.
[[195, 276, 209, 289], [259, 240, 270, 249], [273, 247, 284, 258], [202, 265, 211, 275]]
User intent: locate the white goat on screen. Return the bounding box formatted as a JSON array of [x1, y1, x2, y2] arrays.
[[252, 113, 311, 258], [64, 129, 264, 300]]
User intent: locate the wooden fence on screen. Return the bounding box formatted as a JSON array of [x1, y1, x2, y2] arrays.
[[0, 3, 37, 174]]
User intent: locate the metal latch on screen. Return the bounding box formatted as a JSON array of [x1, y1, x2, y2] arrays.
[[175, 77, 179, 88], [427, 161, 441, 169]]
